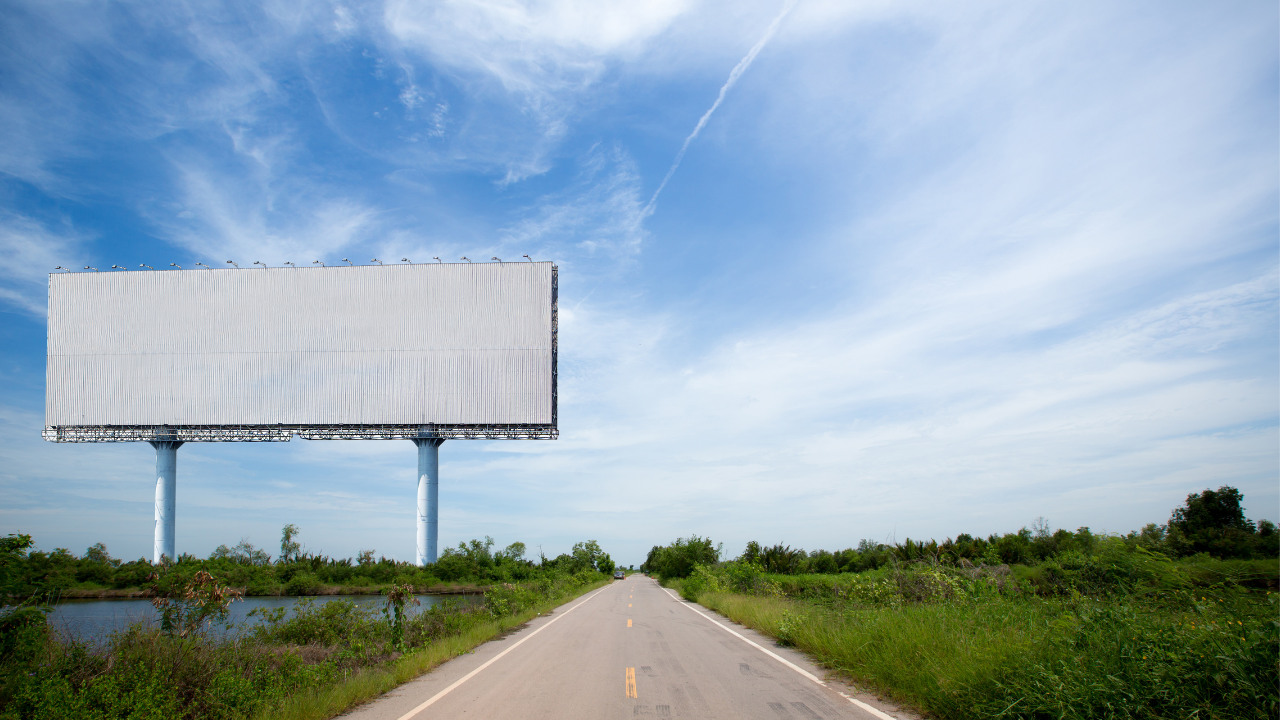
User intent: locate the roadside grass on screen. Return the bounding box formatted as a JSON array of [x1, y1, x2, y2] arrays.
[[0, 576, 611, 719], [695, 589, 1035, 716], [706, 591, 1027, 683], [692, 586, 1278, 720], [256, 579, 609, 720]]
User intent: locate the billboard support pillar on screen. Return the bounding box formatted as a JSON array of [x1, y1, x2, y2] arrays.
[[412, 437, 444, 566], [149, 440, 183, 564]]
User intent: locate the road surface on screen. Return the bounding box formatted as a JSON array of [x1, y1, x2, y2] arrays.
[[341, 575, 911, 720]]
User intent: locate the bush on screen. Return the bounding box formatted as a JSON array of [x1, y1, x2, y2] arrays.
[[0, 606, 48, 667], [678, 565, 724, 600], [286, 568, 322, 591], [484, 583, 541, 617], [148, 567, 242, 638], [644, 536, 721, 579], [250, 598, 377, 647], [2, 625, 313, 720]]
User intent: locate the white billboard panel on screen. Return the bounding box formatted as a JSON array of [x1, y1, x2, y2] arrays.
[[44, 263, 557, 441]]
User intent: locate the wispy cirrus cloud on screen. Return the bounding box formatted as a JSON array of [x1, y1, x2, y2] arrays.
[[381, 0, 694, 183], [0, 212, 87, 317], [149, 165, 380, 265], [645, 0, 795, 215], [384, 0, 692, 95], [498, 144, 648, 266]]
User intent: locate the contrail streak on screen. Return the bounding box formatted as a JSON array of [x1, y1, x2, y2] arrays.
[[644, 0, 796, 217]]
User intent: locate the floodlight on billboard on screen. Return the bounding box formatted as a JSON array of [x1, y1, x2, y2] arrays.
[[44, 262, 558, 565]]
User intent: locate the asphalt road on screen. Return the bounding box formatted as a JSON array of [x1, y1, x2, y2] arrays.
[[341, 575, 907, 720]]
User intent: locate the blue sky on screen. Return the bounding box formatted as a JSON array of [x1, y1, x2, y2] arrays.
[[1, 0, 1276, 568]]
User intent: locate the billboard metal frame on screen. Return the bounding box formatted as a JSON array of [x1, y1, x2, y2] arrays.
[[43, 265, 559, 444], [41, 423, 557, 442]]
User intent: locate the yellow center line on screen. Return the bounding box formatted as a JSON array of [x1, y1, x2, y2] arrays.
[[627, 618, 632, 627], [628, 603, 632, 607], [625, 667, 637, 698]]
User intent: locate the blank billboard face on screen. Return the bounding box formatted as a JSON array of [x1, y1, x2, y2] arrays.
[[45, 263, 556, 440]]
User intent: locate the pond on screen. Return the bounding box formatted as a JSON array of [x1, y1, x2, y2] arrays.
[[45, 594, 477, 642]]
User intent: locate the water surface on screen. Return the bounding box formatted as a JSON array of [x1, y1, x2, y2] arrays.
[[47, 594, 475, 642]]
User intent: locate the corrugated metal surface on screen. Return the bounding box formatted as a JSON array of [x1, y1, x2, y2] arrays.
[[46, 263, 554, 427]]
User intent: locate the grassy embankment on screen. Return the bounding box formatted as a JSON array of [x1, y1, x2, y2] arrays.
[[665, 551, 1277, 720], [1, 531, 621, 719], [642, 487, 1279, 719], [1, 572, 610, 719], [257, 577, 611, 720]]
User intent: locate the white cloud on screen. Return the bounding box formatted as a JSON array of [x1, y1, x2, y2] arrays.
[[141, 158, 379, 264], [398, 83, 425, 109], [379, 0, 717, 183], [384, 0, 693, 93], [0, 213, 87, 317], [497, 143, 648, 265], [332, 5, 357, 35], [428, 102, 449, 137], [531, 265, 1275, 557]]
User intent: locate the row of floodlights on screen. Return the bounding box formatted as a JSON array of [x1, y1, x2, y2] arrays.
[[55, 256, 537, 272]]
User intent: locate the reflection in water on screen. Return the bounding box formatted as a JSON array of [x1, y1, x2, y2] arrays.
[[47, 594, 477, 642]]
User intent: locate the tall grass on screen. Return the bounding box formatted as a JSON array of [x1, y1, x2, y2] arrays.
[[259, 580, 610, 720], [0, 575, 609, 719], [695, 585, 1278, 719]]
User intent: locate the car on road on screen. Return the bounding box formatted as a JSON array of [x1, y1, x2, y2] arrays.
[[613, 570, 625, 579]]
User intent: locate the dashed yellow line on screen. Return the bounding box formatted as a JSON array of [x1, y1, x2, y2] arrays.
[[625, 667, 637, 698], [627, 618, 632, 627]]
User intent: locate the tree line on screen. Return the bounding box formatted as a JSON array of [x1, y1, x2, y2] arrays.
[[642, 485, 1277, 578], [0, 524, 617, 598]]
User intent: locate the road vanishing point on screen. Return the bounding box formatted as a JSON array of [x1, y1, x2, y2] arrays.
[[342, 576, 906, 720]]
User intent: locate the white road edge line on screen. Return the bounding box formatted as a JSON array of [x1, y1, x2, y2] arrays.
[[660, 585, 897, 720], [393, 586, 609, 720]]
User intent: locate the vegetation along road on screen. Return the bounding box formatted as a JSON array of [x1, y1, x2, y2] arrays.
[[342, 575, 903, 720]]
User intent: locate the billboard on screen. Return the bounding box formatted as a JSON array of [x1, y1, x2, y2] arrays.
[[44, 262, 557, 442]]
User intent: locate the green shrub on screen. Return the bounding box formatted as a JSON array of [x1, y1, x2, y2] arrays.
[[285, 572, 321, 595], [0, 606, 49, 667], [251, 598, 377, 647], [643, 536, 720, 579], [678, 565, 724, 600], [1, 625, 314, 720], [484, 583, 540, 617]]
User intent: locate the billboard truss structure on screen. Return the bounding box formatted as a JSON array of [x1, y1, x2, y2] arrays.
[[42, 423, 558, 443]]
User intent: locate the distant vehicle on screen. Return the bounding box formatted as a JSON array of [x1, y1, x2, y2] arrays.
[[613, 570, 625, 579]]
